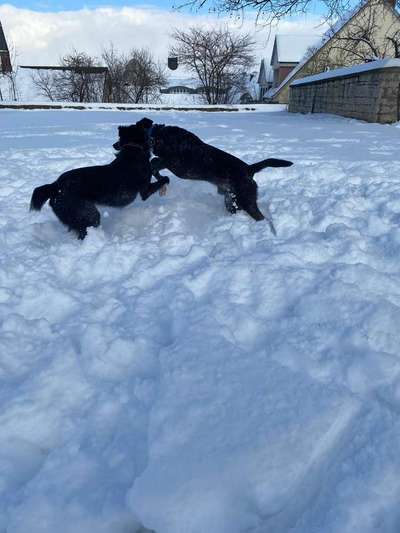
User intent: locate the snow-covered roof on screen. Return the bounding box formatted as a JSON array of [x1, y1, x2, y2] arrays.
[[272, 34, 320, 64], [291, 57, 400, 85], [162, 76, 198, 90], [163, 63, 197, 89], [257, 59, 273, 85]]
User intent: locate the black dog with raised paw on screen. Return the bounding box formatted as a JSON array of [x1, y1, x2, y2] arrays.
[[30, 125, 169, 239], [114, 117, 293, 224]]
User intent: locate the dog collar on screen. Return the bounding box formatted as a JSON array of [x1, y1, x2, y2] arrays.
[[122, 142, 145, 150]]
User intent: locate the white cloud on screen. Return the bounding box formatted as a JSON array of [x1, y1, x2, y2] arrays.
[[0, 3, 327, 69]]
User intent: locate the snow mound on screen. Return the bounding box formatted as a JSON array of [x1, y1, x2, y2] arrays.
[[1, 108, 400, 533]]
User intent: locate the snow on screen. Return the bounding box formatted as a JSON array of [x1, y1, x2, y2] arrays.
[[0, 67, 44, 101], [0, 102, 284, 112], [2, 107, 400, 533], [291, 58, 400, 86], [156, 92, 204, 106], [274, 34, 320, 64]]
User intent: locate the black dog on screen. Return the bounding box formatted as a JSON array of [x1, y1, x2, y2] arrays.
[[30, 125, 169, 239], [113, 118, 293, 227]]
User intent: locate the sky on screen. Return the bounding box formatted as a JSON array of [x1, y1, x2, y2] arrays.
[[0, 1, 329, 72], [3, 0, 329, 11], [3, 0, 181, 9]]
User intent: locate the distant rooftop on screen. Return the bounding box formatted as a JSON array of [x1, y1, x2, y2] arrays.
[[274, 34, 320, 64], [20, 65, 108, 73]]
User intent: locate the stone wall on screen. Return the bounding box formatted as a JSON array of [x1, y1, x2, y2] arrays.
[[288, 60, 400, 123]]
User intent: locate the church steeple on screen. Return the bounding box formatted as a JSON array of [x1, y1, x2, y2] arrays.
[[0, 21, 12, 73]]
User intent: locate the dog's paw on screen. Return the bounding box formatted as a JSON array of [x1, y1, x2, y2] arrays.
[[159, 185, 168, 196]]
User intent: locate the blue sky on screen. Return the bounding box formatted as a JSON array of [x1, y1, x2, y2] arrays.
[[3, 0, 332, 14], [3, 0, 199, 10]]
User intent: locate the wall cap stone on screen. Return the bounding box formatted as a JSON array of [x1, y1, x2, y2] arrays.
[[290, 58, 400, 87]]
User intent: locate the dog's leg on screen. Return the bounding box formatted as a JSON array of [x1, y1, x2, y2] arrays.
[[263, 202, 277, 236], [224, 191, 241, 214], [241, 202, 265, 222], [217, 186, 241, 214], [49, 192, 100, 239], [140, 177, 170, 201], [235, 180, 265, 222], [151, 157, 169, 182]]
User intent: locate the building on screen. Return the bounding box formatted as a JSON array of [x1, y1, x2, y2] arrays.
[[257, 60, 273, 100], [0, 21, 12, 73], [160, 85, 196, 95], [257, 35, 320, 101], [271, 34, 320, 87], [267, 0, 400, 104]]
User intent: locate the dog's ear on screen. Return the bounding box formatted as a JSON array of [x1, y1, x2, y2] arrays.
[[136, 117, 153, 130]]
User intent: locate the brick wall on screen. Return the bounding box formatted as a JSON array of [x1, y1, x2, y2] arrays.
[[278, 66, 296, 85], [288, 62, 400, 124]]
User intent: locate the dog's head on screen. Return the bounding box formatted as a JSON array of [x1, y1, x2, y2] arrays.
[[113, 124, 148, 151], [135, 117, 154, 131]]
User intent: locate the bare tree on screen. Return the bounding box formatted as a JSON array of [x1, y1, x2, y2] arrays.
[[124, 48, 166, 103], [56, 51, 105, 102], [170, 27, 255, 104], [299, 0, 400, 77], [330, 2, 400, 62], [101, 44, 128, 103], [0, 41, 18, 101], [102, 45, 166, 103], [177, 0, 356, 25], [32, 50, 106, 102], [386, 29, 400, 58], [31, 69, 58, 101]]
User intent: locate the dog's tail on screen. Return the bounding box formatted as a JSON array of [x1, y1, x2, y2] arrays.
[[30, 183, 57, 211], [249, 158, 293, 175]]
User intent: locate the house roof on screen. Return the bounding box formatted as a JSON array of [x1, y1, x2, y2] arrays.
[[257, 59, 273, 85], [160, 85, 196, 94], [162, 73, 198, 90], [20, 65, 108, 74], [266, 0, 398, 99], [272, 34, 320, 64], [0, 22, 9, 52]]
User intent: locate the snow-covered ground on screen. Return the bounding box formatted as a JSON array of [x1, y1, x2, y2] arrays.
[[1, 108, 400, 533]]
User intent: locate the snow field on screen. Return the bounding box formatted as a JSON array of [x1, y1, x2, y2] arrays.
[[1, 109, 400, 533]]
